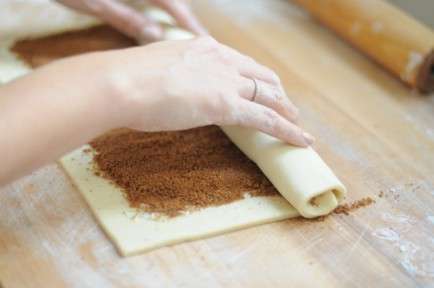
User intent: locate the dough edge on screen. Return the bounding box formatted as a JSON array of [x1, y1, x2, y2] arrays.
[[59, 146, 299, 256]]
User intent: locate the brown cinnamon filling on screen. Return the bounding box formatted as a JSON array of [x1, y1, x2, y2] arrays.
[[12, 26, 135, 67], [334, 197, 375, 216], [12, 26, 278, 217], [90, 127, 278, 216]]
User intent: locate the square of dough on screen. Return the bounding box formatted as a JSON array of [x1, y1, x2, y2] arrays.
[[60, 146, 299, 256]]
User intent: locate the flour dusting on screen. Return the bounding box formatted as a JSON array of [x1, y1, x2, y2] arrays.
[[372, 227, 400, 241], [371, 194, 434, 279]]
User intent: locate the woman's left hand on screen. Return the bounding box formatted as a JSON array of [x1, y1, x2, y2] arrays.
[[56, 0, 207, 41]]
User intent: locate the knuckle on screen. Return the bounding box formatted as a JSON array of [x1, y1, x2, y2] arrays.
[[271, 71, 281, 83], [246, 56, 264, 69], [263, 109, 280, 128], [273, 89, 284, 102], [264, 86, 283, 106], [214, 45, 234, 63], [196, 35, 217, 46], [244, 55, 256, 65], [284, 97, 299, 118], [295, 129, 305, 141], [191, 36, 220, 54], [214, 95, 238, 124], [215, 50, 231, 64]]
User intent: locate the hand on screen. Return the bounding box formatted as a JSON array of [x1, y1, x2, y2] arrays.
[[104, 37, 314, 146], [0, 36, 312, 184], [56, 0, 207, 41]]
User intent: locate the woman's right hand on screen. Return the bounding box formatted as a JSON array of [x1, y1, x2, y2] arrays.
[[0, 36, 313, 184], [99, 36, 314, 147]]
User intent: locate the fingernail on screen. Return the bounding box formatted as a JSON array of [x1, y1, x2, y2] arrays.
[[140, 25, 163, 41], [303, 132, 315, 145], [196, 25, 209, 36]]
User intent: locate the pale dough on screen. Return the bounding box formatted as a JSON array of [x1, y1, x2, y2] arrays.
[[221, 126, 346, 218], [0, 3, 346, 256], [60, 146, 299, 256]]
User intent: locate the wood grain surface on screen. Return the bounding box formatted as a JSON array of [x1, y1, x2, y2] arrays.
[[292, 0, 434, 92], [1, 0, 433, 287]]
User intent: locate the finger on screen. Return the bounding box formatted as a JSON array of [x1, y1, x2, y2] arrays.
[[94, 1, 164, 41], [238, 77, 299, 123], [150, 0, 208, 36], [232, 99, 314, 147], [216, 44, 280, 85]]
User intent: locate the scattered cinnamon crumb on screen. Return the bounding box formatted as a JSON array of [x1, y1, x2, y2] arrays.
[[310, 197, 319, 207], [299, 197, 376, 222], [334, 197, 375, 215], [312, 215, 326, 222], [378, 191, 384, 198]]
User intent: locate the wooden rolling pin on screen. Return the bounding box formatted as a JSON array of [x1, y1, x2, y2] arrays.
[[293, 0, 434, 93]]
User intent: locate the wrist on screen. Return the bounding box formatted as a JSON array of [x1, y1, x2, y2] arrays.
[[101, 50, 160, 130], [47, 52, 131, 135], [79, 52, 136, 132]]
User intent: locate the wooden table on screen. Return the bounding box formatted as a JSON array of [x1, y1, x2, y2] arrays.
[[1, 0, 433, 287]]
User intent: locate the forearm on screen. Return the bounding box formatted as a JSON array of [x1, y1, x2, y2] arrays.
[[0, 38, 311, 185], [0, 53, 122, 185]]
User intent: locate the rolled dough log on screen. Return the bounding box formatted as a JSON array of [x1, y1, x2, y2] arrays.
[[160, 24, 347, 218], [221, 127, 345, 218], [0, 3, 347, 255]]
